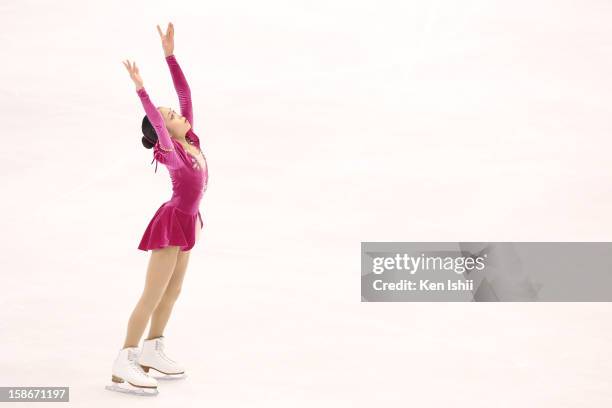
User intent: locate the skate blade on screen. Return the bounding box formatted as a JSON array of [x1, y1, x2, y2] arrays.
[[105, 383, 158, 396], [147, 367, 187, 381]]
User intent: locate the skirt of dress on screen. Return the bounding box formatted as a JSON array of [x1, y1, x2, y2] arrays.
[[138, 202, 204, 252]]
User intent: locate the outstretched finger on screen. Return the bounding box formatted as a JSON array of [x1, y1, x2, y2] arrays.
[[169, 22, 174, 37], [157, 24, 163, 38]]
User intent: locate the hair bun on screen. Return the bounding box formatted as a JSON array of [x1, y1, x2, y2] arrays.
[[141, 136, 155, 149], [141, 115, 158, 150]]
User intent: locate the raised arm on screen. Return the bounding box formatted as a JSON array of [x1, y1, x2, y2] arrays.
[[158, 23, 193, 127], [123, 59, 181, 171], [136, 87, 182, 170], [166, 54, 193, 126]]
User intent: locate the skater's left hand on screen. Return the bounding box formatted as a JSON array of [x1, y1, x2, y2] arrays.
[[122, 60, 144, 91], [157, 22, 174, 57]]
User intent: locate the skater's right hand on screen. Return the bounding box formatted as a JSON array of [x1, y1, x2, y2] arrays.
[[157, 22, 174, 57], [122, 60, 144, 91]]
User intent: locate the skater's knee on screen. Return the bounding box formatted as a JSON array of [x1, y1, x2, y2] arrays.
[[138, 292, 165, 313], [163, 285, 182, 303]]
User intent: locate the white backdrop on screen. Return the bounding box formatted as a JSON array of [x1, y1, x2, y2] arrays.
[[1, 0, 612, 406]]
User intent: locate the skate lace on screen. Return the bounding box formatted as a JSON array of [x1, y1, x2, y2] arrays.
[[156, 340, 177, 364], [127, 349, 148, 376]]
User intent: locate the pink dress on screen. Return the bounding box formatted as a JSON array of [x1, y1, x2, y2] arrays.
[[136, 54, 208, 252]]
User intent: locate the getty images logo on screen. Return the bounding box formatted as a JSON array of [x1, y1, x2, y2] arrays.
[[371, 253, 487, 275]]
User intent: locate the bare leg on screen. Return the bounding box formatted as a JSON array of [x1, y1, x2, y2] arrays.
[[195, 216, 202, 244], [147, 249, 191, 339], [147, 217, 201, 339], [123, 246, 180, 348]]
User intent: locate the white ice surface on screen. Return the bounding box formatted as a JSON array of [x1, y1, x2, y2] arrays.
[[1, 0, 612, 406]]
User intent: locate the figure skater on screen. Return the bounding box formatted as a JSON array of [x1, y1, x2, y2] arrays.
[[106, 22, 208, 396]]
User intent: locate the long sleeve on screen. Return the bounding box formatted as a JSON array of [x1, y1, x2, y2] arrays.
[[137, 87, 182, 171], [165, 54, 193, 127]]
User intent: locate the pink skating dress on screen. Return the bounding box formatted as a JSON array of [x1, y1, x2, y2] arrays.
[[136, 54, 208, 252]]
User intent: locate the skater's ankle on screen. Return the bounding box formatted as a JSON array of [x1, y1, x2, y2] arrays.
[[122, 344, 138, 350], [145, 335, 163, 341]]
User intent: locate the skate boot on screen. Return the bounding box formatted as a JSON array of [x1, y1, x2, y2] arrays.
[[105, 347, 158, 396], [138, 336, 186, 380]]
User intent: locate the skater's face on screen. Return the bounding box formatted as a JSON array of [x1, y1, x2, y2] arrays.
[[158, 107, 191, 138]]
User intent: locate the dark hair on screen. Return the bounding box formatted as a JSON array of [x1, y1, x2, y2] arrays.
[[141, 115, 157, 149]]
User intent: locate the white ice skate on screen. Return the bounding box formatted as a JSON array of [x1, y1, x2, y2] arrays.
[[105, 347, 159, 396], [138, 336, 186, 380]]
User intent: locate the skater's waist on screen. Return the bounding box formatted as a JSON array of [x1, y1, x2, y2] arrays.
[[166, 196, 201, 215]]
